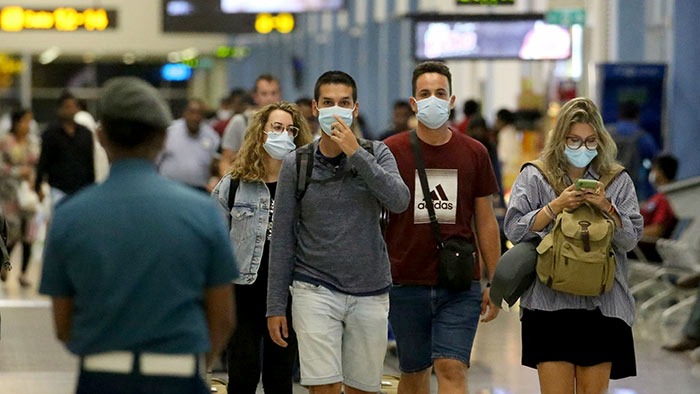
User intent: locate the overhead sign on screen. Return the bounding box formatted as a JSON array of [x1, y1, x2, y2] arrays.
[[456, 0, 515, 5], [546, 8, 586, 26], [0, 6, 117, 32], [162, 0, 294, 34]]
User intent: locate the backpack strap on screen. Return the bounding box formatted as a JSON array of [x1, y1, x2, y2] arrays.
[[599, 165, 627, 190], [295, 140, 375, 201], [226, 177, 240, 229], [295, 143, 315, 201], [520, 160, 564, 195], [227, 177, 240, 212]]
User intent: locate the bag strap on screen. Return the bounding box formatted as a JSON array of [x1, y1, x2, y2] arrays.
[[520, 160, 565, 195], [296, 140, 374, 201], [0, 219, 10, 268], [599, 165, 627, 190], [295, 144, 315, 201], [226, 177, 240, 229], [410, 130, 444, 249], [227, 177, 240, 212]]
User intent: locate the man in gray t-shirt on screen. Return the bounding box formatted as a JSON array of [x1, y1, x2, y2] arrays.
[[219, 74, 281, 176], [266, 71, 410, 394]]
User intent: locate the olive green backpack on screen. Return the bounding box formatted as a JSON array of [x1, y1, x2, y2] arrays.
[[523, 160, 625, 296]]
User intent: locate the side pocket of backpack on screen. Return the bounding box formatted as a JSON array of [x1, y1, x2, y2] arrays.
[[536, 233, 555, 288]]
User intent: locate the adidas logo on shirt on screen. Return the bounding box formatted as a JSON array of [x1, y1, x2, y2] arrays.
[[417, 184, 454, 210]]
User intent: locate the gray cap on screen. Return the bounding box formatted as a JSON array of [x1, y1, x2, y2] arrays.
[[98, 77, 173, 130]]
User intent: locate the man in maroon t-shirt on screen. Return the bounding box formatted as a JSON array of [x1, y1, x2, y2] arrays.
[[637, 154, 679, 262], [383, 61, 501, 394]]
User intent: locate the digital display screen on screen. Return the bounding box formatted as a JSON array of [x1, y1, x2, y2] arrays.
[[414, 16, 571, 60], [220, 0, 344, 13]]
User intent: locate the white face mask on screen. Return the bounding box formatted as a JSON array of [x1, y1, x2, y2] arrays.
[[414, 96, 450, 129], [263, 131, 296, 160], [648, 171, 657, 186], [317, 105, 355, 136], [217, 109, 233, 120]]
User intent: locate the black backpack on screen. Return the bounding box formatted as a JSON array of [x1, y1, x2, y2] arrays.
[[294, 139, 374, 200]]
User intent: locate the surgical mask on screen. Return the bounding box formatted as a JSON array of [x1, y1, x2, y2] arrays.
[[317, 105, 354, 136], [649, 171, 657, 186], [415, 96, 450, 129], [217, 109, 232, 120], [263, 131, 296, 160], [564, 146, 598, 168]]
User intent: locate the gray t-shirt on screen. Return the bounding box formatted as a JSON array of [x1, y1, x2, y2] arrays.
[[266, 140, 411, 316], [221, 110, 252, 152]]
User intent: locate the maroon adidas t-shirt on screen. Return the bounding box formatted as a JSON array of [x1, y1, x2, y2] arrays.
[[383, 130, 499, 285]]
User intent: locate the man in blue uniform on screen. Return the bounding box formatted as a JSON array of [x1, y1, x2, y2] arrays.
[[39, 77, 237, 394]]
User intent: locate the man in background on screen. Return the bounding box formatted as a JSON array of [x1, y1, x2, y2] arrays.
[[159, 99, 220, 192], [35, 92, 94, 206]]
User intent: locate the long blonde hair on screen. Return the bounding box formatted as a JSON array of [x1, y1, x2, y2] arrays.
[[541, 97, 623, 192], [229, 102, 313, 181]]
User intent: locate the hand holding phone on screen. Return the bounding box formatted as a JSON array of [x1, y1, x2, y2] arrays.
[[575, 179, 598, 191]]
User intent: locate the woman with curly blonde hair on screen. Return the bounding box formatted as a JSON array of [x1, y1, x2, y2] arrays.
[[504, 97, 643, 393], [211, 101, 312, 393]]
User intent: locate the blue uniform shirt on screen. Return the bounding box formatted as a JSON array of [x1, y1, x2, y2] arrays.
[[39, 159, 237, 356]]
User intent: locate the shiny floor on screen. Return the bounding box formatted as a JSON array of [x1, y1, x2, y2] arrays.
[[1, 250, 700, 393]]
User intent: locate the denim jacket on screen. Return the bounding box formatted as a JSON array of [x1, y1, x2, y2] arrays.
[[212, 174, 272, 285]]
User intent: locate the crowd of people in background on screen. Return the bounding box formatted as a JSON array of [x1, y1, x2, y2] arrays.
[[0, 58, 695, 394]]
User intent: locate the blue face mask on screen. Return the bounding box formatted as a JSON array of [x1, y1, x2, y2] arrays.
[[564, 146, 598, 168], [263, 131, 296, 160], [317, 105, 354, 136], [415, 96, 450, 129]]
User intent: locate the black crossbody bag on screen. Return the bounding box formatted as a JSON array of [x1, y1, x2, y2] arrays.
[[410, 131, 474, 292]]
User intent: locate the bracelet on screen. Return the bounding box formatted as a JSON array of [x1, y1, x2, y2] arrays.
[[542, 204, 555, 221], [547, 203, 558, 216], [608, 202, 615, 215]]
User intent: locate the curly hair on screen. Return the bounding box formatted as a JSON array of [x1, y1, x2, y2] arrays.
[[229, 102, 313, 181], [541, 97, 623, 193]]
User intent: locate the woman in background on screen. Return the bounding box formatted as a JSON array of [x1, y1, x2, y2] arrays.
[[0, 108, 39, 286]]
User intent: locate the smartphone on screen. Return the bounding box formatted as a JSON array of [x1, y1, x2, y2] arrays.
[[575, 179, 598, 191]]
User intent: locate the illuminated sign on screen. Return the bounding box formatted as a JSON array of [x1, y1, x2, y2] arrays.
[[0, 6, 117, 32], [216, 46, 252, 60], [456, 0, 515, 4], [162, 63, 192, 81], [0, 53, 23, 89], [255, 13, 294, 34]]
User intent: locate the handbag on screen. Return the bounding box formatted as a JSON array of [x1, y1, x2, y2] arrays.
[[410, 131, 474, 292], [17, 181, 39, 213]]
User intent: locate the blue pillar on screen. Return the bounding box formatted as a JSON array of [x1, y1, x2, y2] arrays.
[[616, 0, 646, 62], [670, 0, 700, 179]]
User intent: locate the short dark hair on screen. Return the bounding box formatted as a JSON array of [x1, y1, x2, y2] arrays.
[[314, 71, 357, 103], [393, 100, 411, 111], [496, 108, 515, 125], [295, 97, 313, 107], [652, 154, 679, 181], [412, 61, 452, 96], [59, 90, 76, 106], [254, 74, 279, 93], [466, 116, 487, 132], [618, 101, 640, 120], [229, 88, 248, 100], [463, 100, 480, 117], [101, 118, 165, 148], [10, 108, 31, 135]]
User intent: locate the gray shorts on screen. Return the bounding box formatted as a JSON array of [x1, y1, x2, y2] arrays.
[[290, 280, 389, 392]]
